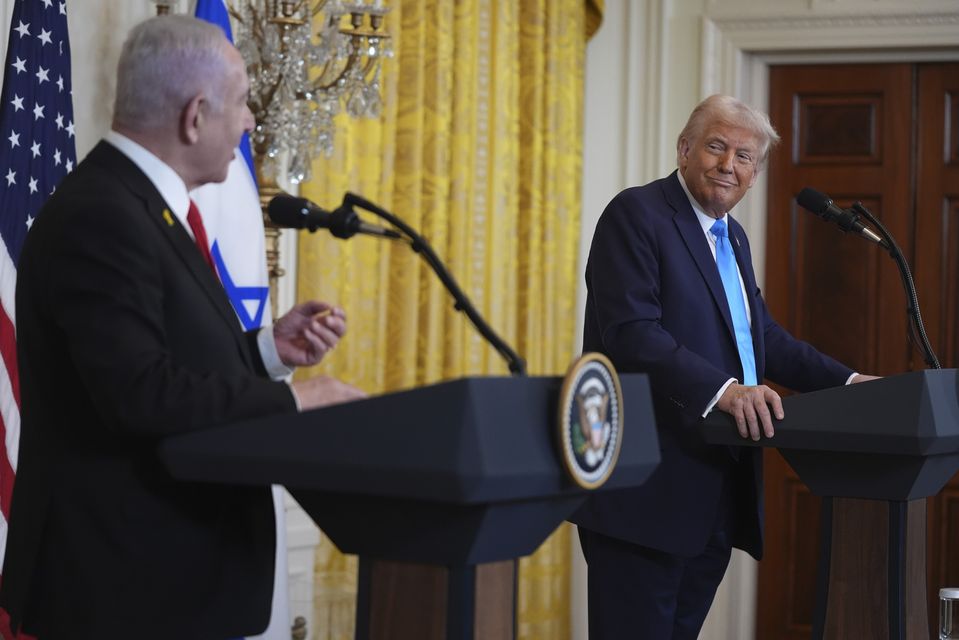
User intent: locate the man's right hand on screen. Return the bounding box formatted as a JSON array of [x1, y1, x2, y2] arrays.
[[716, 383, 784, 441], [291, 375, 367, 411]]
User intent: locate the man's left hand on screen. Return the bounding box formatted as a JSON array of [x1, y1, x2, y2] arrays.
[[717, 383, 784, 441], [274, 300, 346, 367]]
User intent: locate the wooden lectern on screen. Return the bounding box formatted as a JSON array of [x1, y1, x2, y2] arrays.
[[160, 375, 660, 640], [702, 369, 959, 640]]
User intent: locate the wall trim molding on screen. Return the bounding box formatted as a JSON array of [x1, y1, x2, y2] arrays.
[[702, 7, 959, 96], [712, 11, 959, 41]]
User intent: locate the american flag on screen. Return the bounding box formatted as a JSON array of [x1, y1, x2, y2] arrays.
[[0, 0, 76, 632]]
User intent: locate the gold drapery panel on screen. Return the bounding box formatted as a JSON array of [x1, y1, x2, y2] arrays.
[[297, 1, 600, 637]]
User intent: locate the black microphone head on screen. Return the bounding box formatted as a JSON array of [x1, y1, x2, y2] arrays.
[[796, 187, 833, 217], [267, 195, 312, 229]]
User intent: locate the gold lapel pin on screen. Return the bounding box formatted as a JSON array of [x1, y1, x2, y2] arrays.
[[162, 208, 175, 227]]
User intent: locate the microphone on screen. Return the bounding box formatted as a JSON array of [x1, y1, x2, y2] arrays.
[[796, 187, 885, 246], [267, 194, 400, 239]]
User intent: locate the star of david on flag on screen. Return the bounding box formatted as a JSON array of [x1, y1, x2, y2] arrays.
[[191, 0, 271, 332]]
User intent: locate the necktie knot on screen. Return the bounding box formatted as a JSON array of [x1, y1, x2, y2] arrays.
[[710, 218, 728, 239]]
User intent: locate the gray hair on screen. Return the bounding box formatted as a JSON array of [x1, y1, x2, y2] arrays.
[[113, 16, 232, 131], [676, 95, 781, 167]]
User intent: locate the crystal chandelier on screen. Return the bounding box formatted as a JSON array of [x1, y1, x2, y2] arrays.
[[228, 0, 392, 184]]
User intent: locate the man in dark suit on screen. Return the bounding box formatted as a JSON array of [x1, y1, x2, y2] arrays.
[[0, 15, 364, 639], [571, 95, 877, 639]]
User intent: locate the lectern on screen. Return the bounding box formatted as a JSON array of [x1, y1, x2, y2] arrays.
[[161, 374, 660, 640], [702, 369, 959, 640]]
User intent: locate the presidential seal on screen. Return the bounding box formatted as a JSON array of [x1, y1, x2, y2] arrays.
[[558, 353, 623, 489]]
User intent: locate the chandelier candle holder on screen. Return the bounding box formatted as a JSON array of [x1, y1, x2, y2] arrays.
[[230, 0, 392, 184], [149, 0, 179, 14]]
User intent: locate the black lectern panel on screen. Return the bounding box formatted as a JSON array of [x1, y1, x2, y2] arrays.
[[701, 370, 959, 500], [161, 374, 659, 563], [291, 492, 584, 564]]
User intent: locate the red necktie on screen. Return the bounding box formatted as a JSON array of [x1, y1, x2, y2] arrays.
[[186, 200, 217, 275]]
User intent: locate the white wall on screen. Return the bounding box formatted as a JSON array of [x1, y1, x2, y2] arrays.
[[68, 2, 155, 158]]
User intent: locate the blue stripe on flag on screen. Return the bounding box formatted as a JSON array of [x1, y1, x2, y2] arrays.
[[194, 0, 257, 186], [193, 0, 270, 333]]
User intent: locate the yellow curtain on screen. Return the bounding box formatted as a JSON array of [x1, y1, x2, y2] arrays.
[[297, 0, 601, 637]]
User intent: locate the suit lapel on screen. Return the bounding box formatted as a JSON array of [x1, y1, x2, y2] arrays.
[[146, 196, 246, 338], [86, 142, 253, 368], [663, 172, 737, 341]]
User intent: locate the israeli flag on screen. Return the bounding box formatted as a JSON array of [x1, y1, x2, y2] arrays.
[[192, 0, 270, 330], [191, 3, 291, 640]]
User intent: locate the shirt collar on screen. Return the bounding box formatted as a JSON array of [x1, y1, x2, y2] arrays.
[[103, 130, 192, 234]]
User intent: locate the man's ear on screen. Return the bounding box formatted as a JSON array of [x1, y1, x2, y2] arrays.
[[180, 94, 205, 145], [678, 137, 690, 169]]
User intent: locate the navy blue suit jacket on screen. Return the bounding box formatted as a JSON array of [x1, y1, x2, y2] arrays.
[[570, 171, 852, 559]]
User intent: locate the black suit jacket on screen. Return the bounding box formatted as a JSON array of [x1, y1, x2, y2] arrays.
[[571, 172, 853, 559], [0, 141, 297, 638]]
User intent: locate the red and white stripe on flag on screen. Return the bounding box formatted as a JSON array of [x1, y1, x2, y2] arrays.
[[0, 0, 78, 637]]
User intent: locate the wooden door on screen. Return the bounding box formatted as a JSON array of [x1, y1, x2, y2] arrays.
[[760, 63, 915, 640], [914, 62, 959, 636]]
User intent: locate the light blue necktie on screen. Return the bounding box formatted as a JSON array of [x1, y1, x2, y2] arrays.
[[710, 219, 757, 386]]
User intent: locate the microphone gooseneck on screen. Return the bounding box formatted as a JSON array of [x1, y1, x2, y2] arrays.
[[265, 192, 527, 376], [796, 187, 939, 370], [342, 192, 527, 376]]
